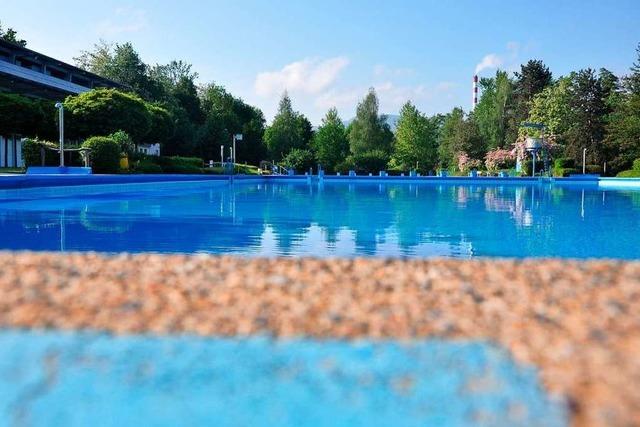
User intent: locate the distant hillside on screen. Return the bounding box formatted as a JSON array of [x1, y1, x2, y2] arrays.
[[343, 114, 400, 132]]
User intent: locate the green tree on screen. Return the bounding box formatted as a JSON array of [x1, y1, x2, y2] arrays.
[[145, 104, 174, 146], [474, 70, 515, 149], [0, 93, 43, 136], [75, 42, 157, 100], [199, 83, 266, 164], [624, 43, 640, 95], [513, 60, 553, 111], [264, 92, 311, 160], [565, 69, 607, 165], [605, 46, 640, 172], [392, 102, 439, 173], [605, 93, 640, 172], [312, 108, 348, 172], [348, 88, 393, 156], [527, 77, 572, 136], [0, 21, 27, 46], [64, 89, 151, 142], [438, 108, 485, 170], [438, 108, 462, 168]]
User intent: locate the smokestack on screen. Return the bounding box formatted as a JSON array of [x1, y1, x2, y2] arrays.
[[472, 75, 478, 110]]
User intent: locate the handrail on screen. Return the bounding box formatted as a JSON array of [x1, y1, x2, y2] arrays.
[[39, 144, 91, 167], [258, 161, 288, 175]]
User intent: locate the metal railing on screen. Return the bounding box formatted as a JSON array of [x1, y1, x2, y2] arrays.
[[40, 145, 91, 167], [259, 161, 288, 175]]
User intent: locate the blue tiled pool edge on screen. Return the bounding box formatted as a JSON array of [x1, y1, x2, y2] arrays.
[[0, 329, 568, 427]]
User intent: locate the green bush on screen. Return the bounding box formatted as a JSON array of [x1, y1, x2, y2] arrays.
[[633, 159, 640, 171], [351, 150, 390, 173], [617, 169, 640, 178], [134, 161, 163, 174], [521, 159, 545, 176], [554, 158, 575, 169], [334, 158, 355, 174], [22, 138, 59, 167], [82, 136, 121, 174], [155, 156, 202, 174], [109, 130, 135, 156], [282, 148, 316, 173], [560, 168, 580, 177]]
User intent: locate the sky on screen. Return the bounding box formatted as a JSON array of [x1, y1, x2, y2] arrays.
[[2, 0, 640, 124]]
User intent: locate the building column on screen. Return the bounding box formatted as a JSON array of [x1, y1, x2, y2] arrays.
[[16, 138, 24, 168], [0, 136, 5, 168]]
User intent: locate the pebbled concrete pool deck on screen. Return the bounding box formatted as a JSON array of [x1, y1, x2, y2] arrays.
[[0, 253, 638, 426]]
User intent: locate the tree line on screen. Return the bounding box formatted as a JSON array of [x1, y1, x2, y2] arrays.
[[1, 21, 639, 177]]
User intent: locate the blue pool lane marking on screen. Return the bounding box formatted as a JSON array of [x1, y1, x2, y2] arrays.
[[0, 331, 567, 427]]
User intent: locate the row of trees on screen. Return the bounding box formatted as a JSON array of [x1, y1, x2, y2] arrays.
[[1, 21, 639, 176], [73, 41, 267, 164], [263, 47, 640, 176]]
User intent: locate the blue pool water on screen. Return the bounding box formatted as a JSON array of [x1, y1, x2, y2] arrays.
[[0, 331, 567, 427], [0, 179, 639, 258]]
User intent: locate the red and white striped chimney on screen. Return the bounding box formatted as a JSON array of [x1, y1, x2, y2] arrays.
[[472, 75, 478, 110]]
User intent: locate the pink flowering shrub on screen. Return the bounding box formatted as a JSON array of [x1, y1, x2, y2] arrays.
[[511, 135, 562, 163], [457, 152, 470, 171], [457, 152, 482, 172], [485, 149, 516, 172]]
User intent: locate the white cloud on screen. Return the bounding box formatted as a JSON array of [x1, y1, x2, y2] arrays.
[[315, 80, 458, 116], [96, 7, 148, 36], [475, 42, 522, 75], [474, 53, 503, 74], [315, 88, 362, 110], [254, 57, 349, 97], [373, 64, 415, 78]]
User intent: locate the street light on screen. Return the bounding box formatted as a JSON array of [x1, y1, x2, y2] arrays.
[[55, 102, 64, 167], [232, 134, 243, 174]]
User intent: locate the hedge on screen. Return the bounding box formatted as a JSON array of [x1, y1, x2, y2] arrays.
[[82, 136, 121, 174], [155, 156, 202, 174], [134, 161, 163, 174], [617, 169, 640, 177], [22, 138, 59, 167]]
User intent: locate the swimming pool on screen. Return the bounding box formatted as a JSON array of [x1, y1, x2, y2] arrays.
[[0, 178, 639, 259]]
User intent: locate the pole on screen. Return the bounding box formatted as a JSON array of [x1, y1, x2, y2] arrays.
[[56, 103, 64, 167], [232, 135, 236, 175], [583, 148, 587, 174], [220, 145, 224, 165], [532, 151, 536, 177]]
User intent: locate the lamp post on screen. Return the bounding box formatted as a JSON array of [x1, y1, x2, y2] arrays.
[[582, 148, 587, 174], [55, 102, 64, 167], [232, 134, 243, 174]]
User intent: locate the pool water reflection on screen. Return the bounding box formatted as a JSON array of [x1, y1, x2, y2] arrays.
[[0, 181, 638, 258]]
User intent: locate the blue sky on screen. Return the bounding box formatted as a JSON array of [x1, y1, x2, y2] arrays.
[[2, 0, 639, 123]]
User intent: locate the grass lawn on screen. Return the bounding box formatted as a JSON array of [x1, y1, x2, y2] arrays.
[[0, 168, 24, 174]]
